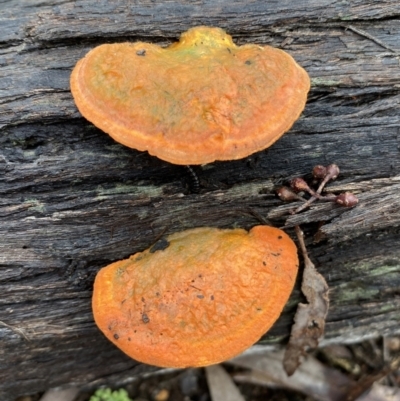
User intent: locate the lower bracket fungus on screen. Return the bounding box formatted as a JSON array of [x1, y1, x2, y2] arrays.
[[92, 225, 299, 368]]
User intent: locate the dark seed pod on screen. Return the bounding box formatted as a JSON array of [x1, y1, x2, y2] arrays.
[[276, 186, 304, 202], [325, 164, 340, 181], [312, 165, 327, 179], [290, 177, 313, 194], [316, 164, 340, 194], [335, 192, 358, 207]]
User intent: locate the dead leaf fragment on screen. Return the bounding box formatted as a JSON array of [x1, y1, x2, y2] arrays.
[[283, 226, 330, 376], [229, 348, 354, 401], [355, 383, 400, 401], [205, 364, 246, 401], [39, 387, 80, 401]]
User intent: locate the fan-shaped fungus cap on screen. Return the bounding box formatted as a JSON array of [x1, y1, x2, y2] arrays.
[[71, 26, 310, 165], [92, 225, 299, 368]]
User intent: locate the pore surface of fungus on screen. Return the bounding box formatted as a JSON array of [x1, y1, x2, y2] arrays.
[[92, 225, 299, 368], [71, 26, 310, 165]]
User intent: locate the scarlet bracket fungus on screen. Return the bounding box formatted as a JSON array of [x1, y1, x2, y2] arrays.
[[70, 26, 310, 165], [92, 226, 298, 368]]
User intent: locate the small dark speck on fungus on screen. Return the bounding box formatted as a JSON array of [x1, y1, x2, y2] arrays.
[[142, 313, 150, 324]]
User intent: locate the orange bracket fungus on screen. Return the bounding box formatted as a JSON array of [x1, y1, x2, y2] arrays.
[[71, 26, 310, 165], [92, 225, 299, 368]]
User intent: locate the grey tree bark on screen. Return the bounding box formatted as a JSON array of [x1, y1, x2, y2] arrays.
[[1, 1, 400, 400]]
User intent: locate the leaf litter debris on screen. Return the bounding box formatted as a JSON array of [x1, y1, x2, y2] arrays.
[[283, 225, 330, 376], [276, 164, 358, 376]]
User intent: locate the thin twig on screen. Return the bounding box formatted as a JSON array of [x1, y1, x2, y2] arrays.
[[346, 25, 398, 54], [245, 207, 271, 225], [0, 320, 30, 341], [291, 195, 318, 214], [294, 225, 312, 265]]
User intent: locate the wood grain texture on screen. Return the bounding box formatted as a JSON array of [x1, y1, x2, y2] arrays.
[[1, 1, 400, 399]]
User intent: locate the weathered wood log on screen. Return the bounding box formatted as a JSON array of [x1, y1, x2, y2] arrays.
[[1, 1, 400, 399]]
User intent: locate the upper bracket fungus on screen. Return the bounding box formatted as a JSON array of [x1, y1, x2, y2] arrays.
[[71, 26, 310, 165], [92, 225, 299, 368]]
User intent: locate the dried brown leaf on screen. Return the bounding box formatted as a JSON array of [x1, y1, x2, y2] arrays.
[[283, 226, 330, 376]]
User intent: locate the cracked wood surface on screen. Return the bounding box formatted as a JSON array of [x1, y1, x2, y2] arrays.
[[1, 1, 400, 399]]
